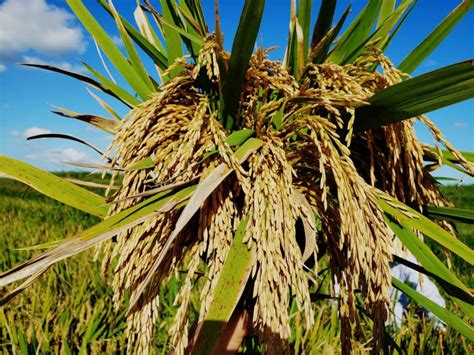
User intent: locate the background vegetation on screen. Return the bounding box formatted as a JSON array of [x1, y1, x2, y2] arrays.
[[0, 173, 471, 353]]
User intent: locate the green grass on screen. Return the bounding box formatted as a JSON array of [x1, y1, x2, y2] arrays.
[[0, 174, 472, 353]]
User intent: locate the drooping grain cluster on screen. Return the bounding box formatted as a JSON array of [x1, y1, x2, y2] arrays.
[[101, 40, 471, 353]]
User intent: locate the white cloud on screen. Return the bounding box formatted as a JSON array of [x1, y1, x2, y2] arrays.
[[10, 127, 52, 138], [426, 59, 438, 67], [23, 127, 52, 138], [0, 0, 86, 70], [27, 147, 87, 163], [453, 122, 468, 129], [22, 55, 86, 73], [0, 64, 5, 72], [111, 35, 124, 47]]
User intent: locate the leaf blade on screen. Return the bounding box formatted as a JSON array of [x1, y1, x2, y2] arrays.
[[355, 60, 474, 132], [399, 0, 474, 74], [0, 156, 108, 218]]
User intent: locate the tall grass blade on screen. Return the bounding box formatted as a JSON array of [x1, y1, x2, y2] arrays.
[[192, 216, 253, 353], [98, 0, 168, 70], [355, 60, 474, 132], [220, 0, 265, 130], [399, 0, 474, 74], [328, 0, 382, 64], [386, 217, 474, 317], [392, 277, 474, 341], [67, 0, 153, 100], [310, 6, 350, 64], [108, 1, 156, 91], [377, 193, 474, 264], [81, 62, 141, 107], [0, 156, 108, 217], [311, 0, 336, 49], [425, 206, 474, 224]]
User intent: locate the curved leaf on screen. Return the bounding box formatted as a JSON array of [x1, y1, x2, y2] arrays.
[[220, 0, 265, 130], [327, 0, 382, 64], [399, 0, 474, 74], [191, 216, 253, 353], [52, 107, 118, 133], [0, 156, 107, 218], [386, 217, 473, 317], [27, 133, 110, 161], [67, 0, 153, 100], [355, 60, 474, 132], [392, 277, 474, 341], [376, 193, 474, 264], [0, 185, 196, 293], [311, 0, 337, 49], [425, 206, 474, 224]]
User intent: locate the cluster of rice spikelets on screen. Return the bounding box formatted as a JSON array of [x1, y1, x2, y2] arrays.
[[100, 39, 471, 353]]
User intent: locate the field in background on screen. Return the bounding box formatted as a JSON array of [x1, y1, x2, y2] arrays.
[[0, 173, 472, 353]]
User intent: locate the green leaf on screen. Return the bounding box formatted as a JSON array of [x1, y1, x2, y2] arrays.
[[297, 0, 312, 59], [67, 0, 152, 100], [374, 0, 415, 50], [176, 0, 206, 58], [182, 0, 207, 35], [108, 1, 156, 92], [327, 0, 382, 64], [376, 194, 474, 265], [424, 148, 473, 177], [161, 0, 185, 79], [425, 206, 474, 224], [311, 0, 336, 49], [428, 147, 474, 164], [377, 0, 396, 28], [133, 4, 166, 54], [0, 156, 108, 218], [354, 60, 474, 132], [386, 217, 474, 318], [399, 0, 474, 74], [126, 157, 155, 171], [392, 277, 474, 341], [98, 0, 168, 70], [285, 2, 305, 79], [221, 0, 265, 130], [310, 5, 350, 64], [81, 62, 141, 107], [192, 216, 253, 353], [0, 185, 196, 293]]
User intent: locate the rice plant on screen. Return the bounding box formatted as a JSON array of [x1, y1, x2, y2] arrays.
[[1, 0, 473, 353]]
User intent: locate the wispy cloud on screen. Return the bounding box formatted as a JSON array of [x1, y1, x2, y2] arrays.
[[10, 126, 51, 139], [425, 59, 438, 68], [0, 0, 87, 72], [453, 122, 468, 129], [21, 55, 86, 74], [27, 147, 88, 163], [111, 35, 124, 47]]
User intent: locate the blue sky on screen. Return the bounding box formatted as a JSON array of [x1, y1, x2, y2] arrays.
[[0, 0, 472, 182]]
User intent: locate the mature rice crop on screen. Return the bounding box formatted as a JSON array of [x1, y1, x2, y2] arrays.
[[0, 177, 472, 353], [1, 0, 473, 353]]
